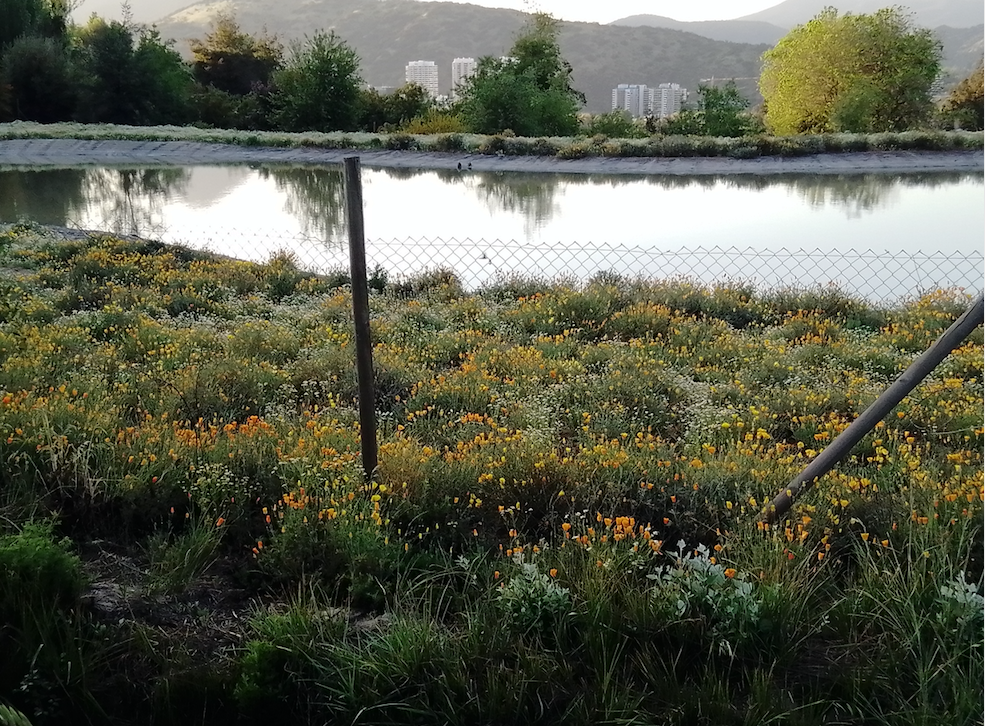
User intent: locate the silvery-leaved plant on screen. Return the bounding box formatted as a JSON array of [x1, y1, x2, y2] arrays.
[[649, 540, 764, 656], [497, 561, 572, 636], [937, 573, 984, 642]]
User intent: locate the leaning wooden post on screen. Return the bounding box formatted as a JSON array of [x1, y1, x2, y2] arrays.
[[344, 156, 378, 481], [762, 292, 984, 524]]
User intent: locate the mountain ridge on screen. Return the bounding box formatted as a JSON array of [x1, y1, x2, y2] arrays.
[[608, 15, 787, 45], [736, 0, 983, 30]]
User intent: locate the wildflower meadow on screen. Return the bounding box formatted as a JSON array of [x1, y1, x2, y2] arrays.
[[0, 224, 981, 726]]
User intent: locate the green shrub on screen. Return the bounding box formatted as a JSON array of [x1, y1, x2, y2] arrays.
[[263, 250, 304, 301], [555, 141, 591, 159], [430, 132, 466, 152], [0, 523, 83, 619], [0, 523, 85, 720], [497, 561, 572, 637], [403, 111, 466, 135], [477, 134, 508, 155], [583, 110, 645, 139], [384, 133, 417, 151]]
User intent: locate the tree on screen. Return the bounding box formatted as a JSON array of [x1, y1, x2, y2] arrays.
[[0, 0, 69, 52], [271, 31, 362, 132], [457, 13, 584, 136], [760, 8, 942, 134], [75, 18, 194, 125], [698, 81, 751, 137], [132, 29, 196, 125], [189, 13, 282, 96], [357, 82, 433, 132], [75, 18, 145, 123], [385, 83, 432, 128], [1, 35, 75, 122], [941, 60, 984, 130]]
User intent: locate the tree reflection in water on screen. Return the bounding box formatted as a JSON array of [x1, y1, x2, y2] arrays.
[[635, 171, 976, 220], [0, 167, 190, 237], [384, 167, 566, 238], [261, 165, 347, 244], [79, 167, 191, 238], [0, 168, 89, 226]]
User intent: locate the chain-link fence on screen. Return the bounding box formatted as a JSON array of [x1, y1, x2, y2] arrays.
[[168, 227, 982, 304], [25, 222, 982, 304]]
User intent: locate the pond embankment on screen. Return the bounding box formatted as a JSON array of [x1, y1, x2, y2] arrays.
[[1, 138, 982, 176]]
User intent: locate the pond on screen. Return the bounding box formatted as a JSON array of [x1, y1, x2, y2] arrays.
[[1, 164, 982, 299]]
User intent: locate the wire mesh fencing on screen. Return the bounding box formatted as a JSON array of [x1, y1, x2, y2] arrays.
[[172, 227, 983, 305], [25, 222, 983, 305]]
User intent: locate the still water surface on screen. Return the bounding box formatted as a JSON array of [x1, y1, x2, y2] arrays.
[[2, 165, 982, 297]]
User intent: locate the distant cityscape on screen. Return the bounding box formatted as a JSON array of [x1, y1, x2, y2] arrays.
[[383, 58, 687, 117]]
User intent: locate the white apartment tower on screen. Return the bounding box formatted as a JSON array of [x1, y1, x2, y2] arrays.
[[653, 83, 687, 118], [451, 57, 477, 99], [611, 84, 652, 118], [405, 60, 440, 99]]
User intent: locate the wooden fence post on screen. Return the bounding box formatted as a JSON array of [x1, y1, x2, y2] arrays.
[[761, 292, 984, 523], [344, 156, 378, 481]]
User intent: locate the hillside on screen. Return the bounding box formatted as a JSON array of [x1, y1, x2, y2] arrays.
[[737, 0, 983, 30], [153, 0, 769, 113], [608, 14, 982, 89], [73, 0, 196, 24], [609, 15, 787, 45], [937, 25, 985, 70]]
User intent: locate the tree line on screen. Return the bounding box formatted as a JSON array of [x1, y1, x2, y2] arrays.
[[0, 2, 981, 136]]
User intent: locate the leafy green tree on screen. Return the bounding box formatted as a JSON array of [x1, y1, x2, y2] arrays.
[[189, 13, 282, 96], [75, 18, 144, 123], [0, 35, 75, 121], [509, 13, 584, 106], [133, 29, 196, 124], [457, 13, 584, 136], [941, 60, 984, 130], [385, 83, 432, 128], [357, 82, 432, 131], [75, 18, 194, 125], [0, 0, 69, 51], [760, 8, 942, 134], [699, 81, 751, 137], [271, 31, 362, 132]]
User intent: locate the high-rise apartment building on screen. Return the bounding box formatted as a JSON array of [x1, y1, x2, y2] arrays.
[[611, 84, 652, 118], [451, 57, 477, 99], [405, 60, 440, 98], [653, 83, 687, 118], [610, 82, 688, 118]]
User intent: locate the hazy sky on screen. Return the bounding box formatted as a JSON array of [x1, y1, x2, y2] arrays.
[[72, 0, 784, 25]]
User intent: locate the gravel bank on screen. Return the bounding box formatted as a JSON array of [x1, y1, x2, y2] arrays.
[[1, 138, 982, 175]]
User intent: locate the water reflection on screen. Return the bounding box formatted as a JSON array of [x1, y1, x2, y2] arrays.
[[0, 168, 88, 225], [0, 165, 979, 257], [0, 167, 190, 236], [708, 172, 974, 219], [79, 168, 190, 238], [379, 167, 562, 237], [471, 172, 560, 236], [260, 166, 347, 242]]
